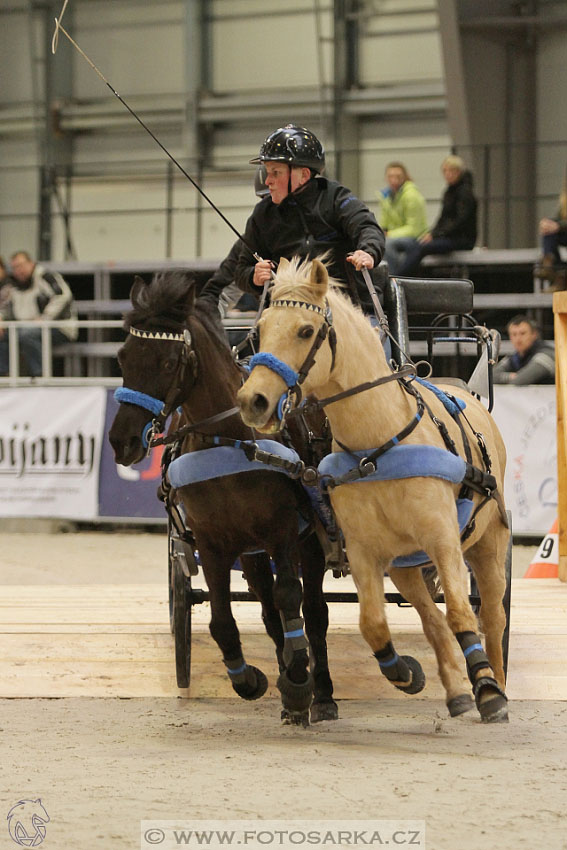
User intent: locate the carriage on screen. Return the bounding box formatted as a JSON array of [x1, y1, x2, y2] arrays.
[[110, 264, 512, 725]]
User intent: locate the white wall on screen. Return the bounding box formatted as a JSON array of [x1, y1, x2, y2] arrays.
[[0, 0, 566, 263]]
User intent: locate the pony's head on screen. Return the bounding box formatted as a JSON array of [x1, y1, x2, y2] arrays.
[[238, 256, 337, 433], [109, 270, 211, 465]]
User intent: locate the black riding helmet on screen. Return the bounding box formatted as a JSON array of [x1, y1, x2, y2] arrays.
[[250, 124, 325, 174]]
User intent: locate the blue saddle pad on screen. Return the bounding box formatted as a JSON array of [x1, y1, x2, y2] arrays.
[[168, 440, 301, 488], [317, 444, 471, 568], [317, 443, 466, 485]]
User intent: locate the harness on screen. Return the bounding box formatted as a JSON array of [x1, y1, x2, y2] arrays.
[[245, 296, 508, 541]]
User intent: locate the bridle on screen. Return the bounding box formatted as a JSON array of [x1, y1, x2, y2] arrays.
[[114, 325, 199, 451], [247, 297, 415, 429], [247, 299, 337, 427]]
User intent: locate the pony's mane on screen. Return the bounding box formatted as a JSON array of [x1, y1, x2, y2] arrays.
[[271, 256, 375, 343], [125, 269, 229, 351]]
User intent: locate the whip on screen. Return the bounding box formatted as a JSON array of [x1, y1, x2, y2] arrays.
[[51, 0, 262, 262]]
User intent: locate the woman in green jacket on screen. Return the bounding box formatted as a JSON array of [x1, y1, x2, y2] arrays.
[[378, 162, 428, 275]]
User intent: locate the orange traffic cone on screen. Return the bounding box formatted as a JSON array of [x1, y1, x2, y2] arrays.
[[524, 519, 559, 578]]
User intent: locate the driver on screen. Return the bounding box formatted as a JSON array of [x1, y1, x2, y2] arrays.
[[234, 124, 386, 314]]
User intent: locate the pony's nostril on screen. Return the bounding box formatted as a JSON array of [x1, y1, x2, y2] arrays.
[[252, 393, 269, 415]]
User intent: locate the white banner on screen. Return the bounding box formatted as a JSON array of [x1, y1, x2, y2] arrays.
[[491, 385, 557, 536], [0, 387, 106, 519]]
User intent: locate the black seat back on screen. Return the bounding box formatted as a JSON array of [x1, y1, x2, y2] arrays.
[[384, 276, 474, 369]]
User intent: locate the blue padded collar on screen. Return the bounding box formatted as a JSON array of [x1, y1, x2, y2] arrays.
[[168, 440, 301, 488], [249, 353, 298, 388], [318, 444, 466, 485]]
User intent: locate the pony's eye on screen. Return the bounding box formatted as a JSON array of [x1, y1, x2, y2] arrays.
[[298, 325, 315, 340], [163, 358, 177, 373]]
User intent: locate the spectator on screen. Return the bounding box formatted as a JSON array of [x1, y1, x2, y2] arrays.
[[397, 155, 477, 277], [0, 256, 11, 310], [0, 251, 77, 377], [377, 161, 428, 275], [493, 314, 555, 385], [234, 124, 385, 314], [537, 170, 567, 292]]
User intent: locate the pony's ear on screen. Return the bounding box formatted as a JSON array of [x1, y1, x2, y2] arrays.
[[310, 259, 329, 292], [278, 257, 290, 272], [130, 275, 147, 306]]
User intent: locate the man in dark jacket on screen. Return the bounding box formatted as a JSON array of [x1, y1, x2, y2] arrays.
[[493, 315, 555, 385], [397, 155, 477, 277], [234, 124, 385, 313]]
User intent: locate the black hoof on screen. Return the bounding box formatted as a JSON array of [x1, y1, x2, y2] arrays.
[[474, 676, 509, 723], [447, 693, 474, 717], [277, 671, 313, 714], [232, 665, 268, 701], [281, 709, 310, 727], [310, 699, 339, 723], [395, 655, 426, 695], [479, 695, 509, 723]]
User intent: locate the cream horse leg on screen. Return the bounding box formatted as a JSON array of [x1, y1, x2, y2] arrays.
[[388, 565, 474, 716], [345, 538, 426, 695], [425, 533, 508, 722], [462, 518, 510, 688]]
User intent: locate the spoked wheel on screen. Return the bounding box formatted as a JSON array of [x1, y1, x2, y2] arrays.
[[173, 555, 192, 689], [501, 510, 513, 680], [168, 518, 175, 634]]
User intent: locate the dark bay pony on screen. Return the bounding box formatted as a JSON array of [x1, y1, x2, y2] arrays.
[[108, 270, 337, 725], [238, 257, 510, 724]]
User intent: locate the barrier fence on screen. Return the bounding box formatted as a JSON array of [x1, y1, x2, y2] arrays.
[[0, 384, 557, 536]]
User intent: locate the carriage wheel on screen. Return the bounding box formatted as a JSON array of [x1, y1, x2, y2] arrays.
[[168, 518, 175, 634], [173, 556, 192, 689], [501, 511, 513, 680]]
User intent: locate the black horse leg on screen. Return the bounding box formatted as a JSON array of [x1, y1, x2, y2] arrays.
[[300, 532, 338, 722], [272, 543, 313, 724], [240, 552, 285, 671], [200, 547, 267, 701]]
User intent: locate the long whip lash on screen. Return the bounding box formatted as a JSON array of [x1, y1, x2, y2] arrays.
[[51, 0, 261, 261]]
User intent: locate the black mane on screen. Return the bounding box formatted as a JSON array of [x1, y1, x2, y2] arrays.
[[125, 269, 229, 350]]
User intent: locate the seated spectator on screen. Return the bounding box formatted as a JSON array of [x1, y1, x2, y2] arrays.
[[0, 255, 11, 310], [0, 251, 77, 377], [397, 155, 477, 277], [377, 161, 428, 275], [537, 171, 567, 292], [493, 314, 555, 385]]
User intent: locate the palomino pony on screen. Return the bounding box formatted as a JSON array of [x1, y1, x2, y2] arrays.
[[238, 257, 510, 723], [108, 270, 337, 725]]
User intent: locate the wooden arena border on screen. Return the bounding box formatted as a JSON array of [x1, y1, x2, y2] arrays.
[[554, 291, 567, 582]]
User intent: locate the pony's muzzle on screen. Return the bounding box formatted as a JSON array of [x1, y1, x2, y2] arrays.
[[108, 428, 145, 466]]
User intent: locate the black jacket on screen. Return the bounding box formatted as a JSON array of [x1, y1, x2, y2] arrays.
[[234, 176, 385, 311], [432, 171, 477, 248], [198, 238, 243, 308]]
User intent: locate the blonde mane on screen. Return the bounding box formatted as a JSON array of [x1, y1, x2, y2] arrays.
[[270, 256, 383, 358]]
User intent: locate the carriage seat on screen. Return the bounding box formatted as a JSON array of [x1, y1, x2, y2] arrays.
[[384, 275, 474, 371]]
